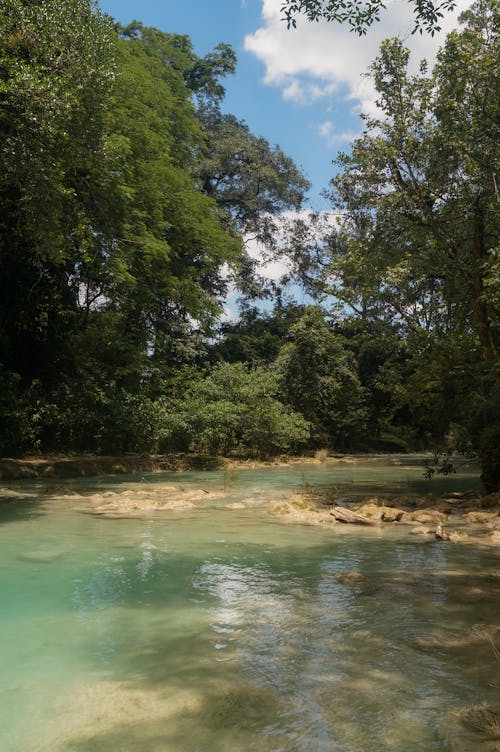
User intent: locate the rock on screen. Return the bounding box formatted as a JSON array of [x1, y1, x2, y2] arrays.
[[85, 483, 226, 517], [401, 510, 447, 525], [92, 498, 197, 516], [391, 495, 421, 509], [354, 502, 382, 519], [477, 491, 500, 509], [464, 511, 498, 524], [359, 496, 388, 507], [428, 500, 452, 515], [381, 507, 405, 522], [270, 495, 335, 526], [355, 502, 404, 522], [417, 624, 500, 652], [448, 531, 467, 543], [446, 490, 480, 500]]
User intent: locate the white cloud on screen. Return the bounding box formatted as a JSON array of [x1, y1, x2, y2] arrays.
[[245, 0, 472, 114], [282, 78, 339, 104], [244, 209, 340, 281], [245, 234, 289, 281], [318, 121, 361, 146]]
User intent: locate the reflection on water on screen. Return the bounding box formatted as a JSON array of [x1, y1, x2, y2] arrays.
[[0, 460, 498, 751]]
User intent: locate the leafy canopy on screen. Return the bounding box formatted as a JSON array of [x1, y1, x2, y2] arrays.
[[281, 0, 457, 35]]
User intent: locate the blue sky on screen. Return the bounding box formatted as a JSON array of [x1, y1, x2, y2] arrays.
[[99, 0, 470, 210]]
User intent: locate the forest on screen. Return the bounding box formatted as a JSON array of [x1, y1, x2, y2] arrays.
[[0, 0, 498, 490]]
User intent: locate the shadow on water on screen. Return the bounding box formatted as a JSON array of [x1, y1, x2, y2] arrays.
[[65, 683, 290, 752], [0, 498, 46, 524], [61, 537, 500, 747]]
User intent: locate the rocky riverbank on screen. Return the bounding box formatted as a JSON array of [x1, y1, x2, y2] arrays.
[[0, 451, 400, 480], [271, 489, 500, 546], [0, 453, 224, 480]]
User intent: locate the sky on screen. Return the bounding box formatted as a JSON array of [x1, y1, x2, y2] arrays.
[[99, 0, 471, 209]]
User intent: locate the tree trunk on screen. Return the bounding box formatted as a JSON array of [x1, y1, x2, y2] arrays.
[[472, 201, 498, 369]]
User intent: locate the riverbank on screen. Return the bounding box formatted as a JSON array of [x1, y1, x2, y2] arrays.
[[0, 453, 227, 480], [0, 451, 378, 480], [271, 489, 500, 546]]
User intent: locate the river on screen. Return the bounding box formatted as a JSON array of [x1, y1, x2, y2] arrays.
[[0, 456, 498, 751]]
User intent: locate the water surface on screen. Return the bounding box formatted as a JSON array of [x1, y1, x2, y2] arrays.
[[1, 457, 498, 751]]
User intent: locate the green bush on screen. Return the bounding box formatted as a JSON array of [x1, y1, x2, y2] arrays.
[[159, 363, 310, 456]]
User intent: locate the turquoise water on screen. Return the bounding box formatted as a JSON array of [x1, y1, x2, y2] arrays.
[[0, 457, 498, 751]]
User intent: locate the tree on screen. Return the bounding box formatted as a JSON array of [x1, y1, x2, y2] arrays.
[[281, 0, 458, 35], [317, 2, 498, 364], [210, 304, 307, 366], [317, 0, 499, 481], [0, 0, 114, 263], [0, 7, 314, 456], [161, 362, 310, 456], [196, 110, 309, 238], [276, 308, 367, 448], [0, 0, 115, 452], [194, 108, 310, 300]]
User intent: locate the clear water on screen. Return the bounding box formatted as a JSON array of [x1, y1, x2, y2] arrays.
[[1, 457, 498, 752]]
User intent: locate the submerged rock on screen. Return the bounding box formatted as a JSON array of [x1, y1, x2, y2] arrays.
[[0, 487, 37, 499], [478, 491, 500, 509], [332, 571, 378, 594], [459, 702, 500, 740], [417, 624, 500, 654], [464, 510, 499, 525], [409, 526, 433, 536], [18, 549, 65, 563], [333, 571, 367, 587], [81, 483, 225, 517]]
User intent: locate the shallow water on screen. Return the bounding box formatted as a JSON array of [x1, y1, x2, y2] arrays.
[[1, 457, 498, 752]]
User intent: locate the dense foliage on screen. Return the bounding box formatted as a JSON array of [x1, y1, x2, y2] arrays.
[[0, 1, 498, 488]]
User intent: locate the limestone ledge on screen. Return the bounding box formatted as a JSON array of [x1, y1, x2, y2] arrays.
[[270, 491, 500, 545]]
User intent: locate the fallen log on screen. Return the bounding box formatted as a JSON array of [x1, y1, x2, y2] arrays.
[[330, 506, 380, 526]]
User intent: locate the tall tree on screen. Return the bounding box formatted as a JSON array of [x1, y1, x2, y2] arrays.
[[68, 24, 243, 401], [316, 0, 499, 482], [195, 110, 309, 238], [0, 0, 115, 449], [325, 1, 499, 371]]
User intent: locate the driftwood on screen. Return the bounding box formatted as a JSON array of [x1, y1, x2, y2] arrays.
[[330, 506, 380, 526], [434, 524, 450, 541]]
